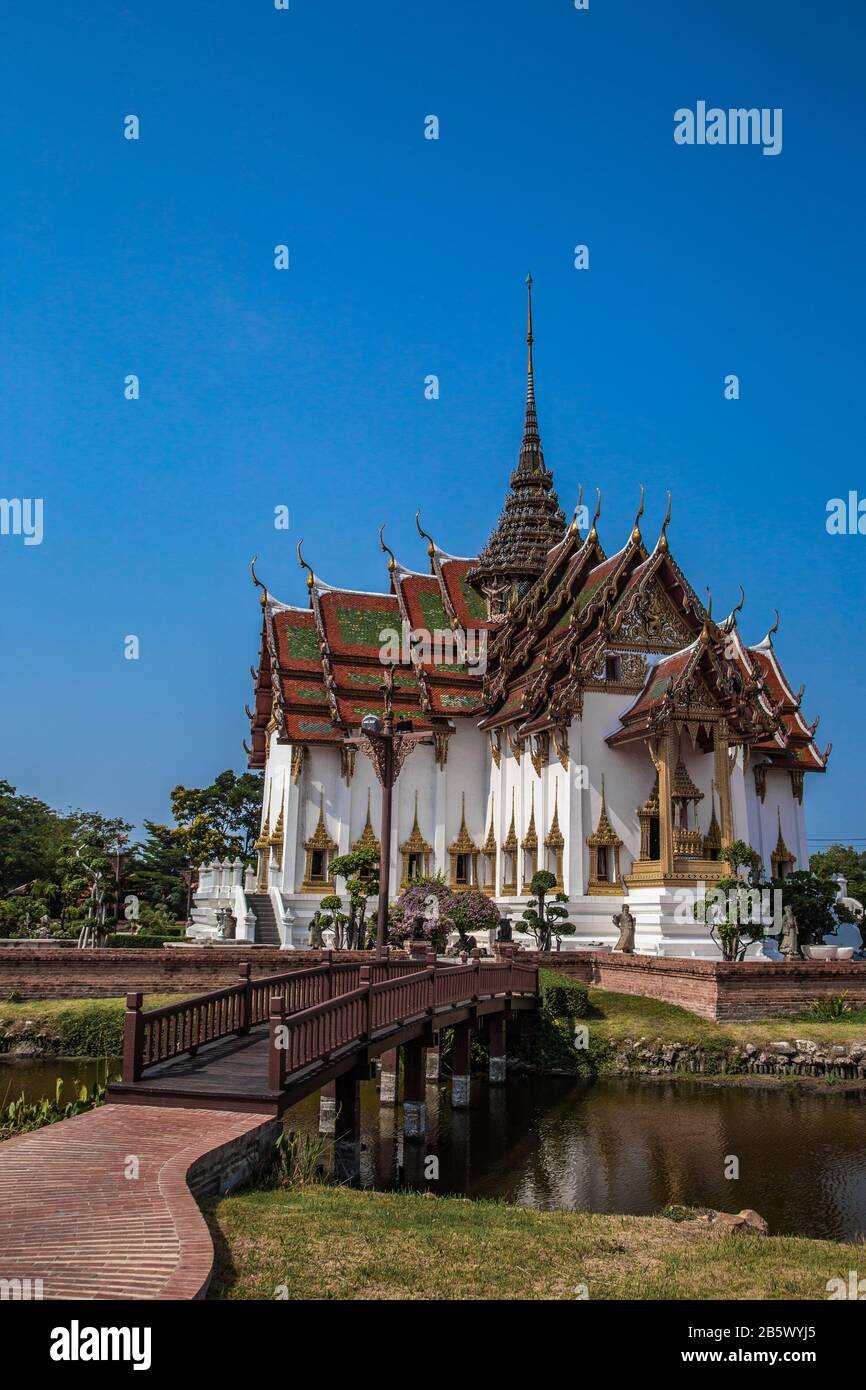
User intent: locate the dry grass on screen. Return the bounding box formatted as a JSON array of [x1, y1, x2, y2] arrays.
[[206, 1186, 860, 1301], [586, 989, 866, 1049]]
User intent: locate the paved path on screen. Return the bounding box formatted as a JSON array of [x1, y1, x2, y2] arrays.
[[0, 1103, 272, 1299]]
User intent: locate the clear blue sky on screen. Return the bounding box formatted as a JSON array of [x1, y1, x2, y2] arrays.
[[1, 0, 864, 850]]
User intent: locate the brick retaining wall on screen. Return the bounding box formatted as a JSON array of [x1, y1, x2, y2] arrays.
[[0, 946, 376, 1000], [530, 951, 866, 1021], [2, 945, 864, 1020]]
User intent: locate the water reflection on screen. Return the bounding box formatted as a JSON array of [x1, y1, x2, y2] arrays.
[[285, 1074, 866, 1241]]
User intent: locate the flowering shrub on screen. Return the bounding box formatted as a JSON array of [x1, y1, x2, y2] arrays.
[[451, 889, 500, 940], [389, 876, 454, 951]]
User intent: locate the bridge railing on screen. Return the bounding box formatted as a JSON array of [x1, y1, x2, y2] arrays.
[[121, 954, 457, 1082], [266, 956, 539, 1091]]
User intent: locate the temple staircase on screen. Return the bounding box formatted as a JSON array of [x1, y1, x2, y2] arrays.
[[248, 893, 282, 946]]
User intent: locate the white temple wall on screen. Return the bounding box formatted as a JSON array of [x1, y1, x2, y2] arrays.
[[758, 768, 802, 876], [579, 692, 656, 878]]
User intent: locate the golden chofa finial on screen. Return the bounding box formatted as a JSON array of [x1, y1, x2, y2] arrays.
[[250, 555, 268, 607], [296, 539, 315, 592], [658, 490, 672, 551], [378, 525, 397, 574], [569, 482, 584, 535], [415, 510, 437, 565], [732, 585, 745, 618], [588, 487, 602, 542], [702, 588, 714, 640], [631, 482, 645, 542], [769, 608, 780, 638]]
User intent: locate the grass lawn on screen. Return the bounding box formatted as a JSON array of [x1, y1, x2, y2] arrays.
[[206, 1185, 862, 1301], [584, 988, 866, 1049], [0, 995, 187, 1056]]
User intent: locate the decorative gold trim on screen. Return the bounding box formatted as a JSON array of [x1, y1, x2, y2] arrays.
[[544, 783, 565, 891], [340, 744, 356, 785], [771, 807, 796, 880], [753, 762, 768, 803], [790, 769, 804, 805], [489, 730, 502, 769], [521, 787, 538, 892], [448, 793, 480, 890], [481, 797, 498, 897], [291, 745, 306, 784], [400, 791, 432, 888], [500, 790, 518, 896], [586, 776, 623, 896], [530, 732, 549, 778], [301, 788, 337, 893], [433, 731, 450, 770], [352, 789, 380, 854]]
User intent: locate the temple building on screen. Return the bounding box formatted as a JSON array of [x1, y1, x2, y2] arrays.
[[193, 281, 830, 953]]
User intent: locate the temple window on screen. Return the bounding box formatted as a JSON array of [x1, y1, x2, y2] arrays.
[[586, 776, 624, 896], [520, 788, 539, 893], [301, 789, 338, 894], [500, 790, 518, 896], [605, 654, 622, 683], [448, 794, 479, 892], [399, 791, 432, 889]]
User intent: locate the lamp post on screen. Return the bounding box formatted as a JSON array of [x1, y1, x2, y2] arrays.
[[344, 666, 432, 954]]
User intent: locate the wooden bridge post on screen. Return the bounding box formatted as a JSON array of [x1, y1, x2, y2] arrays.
[[488, 1015, 507, 1085], [451, 1021, 471, 1109], [402, 1039, 426, 1140], [237, 962, 252, 1036], [268, 996, 287, 1092], [122, 992, 144, 1083]]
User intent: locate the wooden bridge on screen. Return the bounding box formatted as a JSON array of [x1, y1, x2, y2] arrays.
[[109, 953, 539, 1135]]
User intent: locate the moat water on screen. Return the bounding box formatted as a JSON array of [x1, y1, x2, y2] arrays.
[[3, 1059, 865, 1241], [285, 1074, 866, 1241]]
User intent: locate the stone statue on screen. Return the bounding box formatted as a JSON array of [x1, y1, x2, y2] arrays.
[[308, 910, 324, 949], [215, 907, 236, 941], [612, 904, 636, 954], [410, 912, 428, 942], [496, 917, 513, 942], [779, 905, 800, 960]]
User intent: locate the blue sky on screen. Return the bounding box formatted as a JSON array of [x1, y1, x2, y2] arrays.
[[1, 0, 864, 849]]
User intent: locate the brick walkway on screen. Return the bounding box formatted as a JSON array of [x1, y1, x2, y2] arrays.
[[0, 1103, 273, 1300]]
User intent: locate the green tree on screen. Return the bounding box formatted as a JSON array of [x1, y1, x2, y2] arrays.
[[329, 848, 379, 949], [522, 869, 573, 952], [170, 770, 263, 861]]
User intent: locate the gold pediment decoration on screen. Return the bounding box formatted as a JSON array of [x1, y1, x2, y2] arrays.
[[615, 578, 694, 651]]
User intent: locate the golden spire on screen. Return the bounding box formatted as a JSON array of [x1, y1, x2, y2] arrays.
[[482, 796, 497, 853], [545, 783, 564, 848], [353, 788, 380, 853], [522, 786, 538, 850], [503, 788, 518, 851]]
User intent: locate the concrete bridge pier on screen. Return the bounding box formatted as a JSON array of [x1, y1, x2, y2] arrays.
[[333, 1067, 363, 1182], [319, 1080, 336, 1134], [426, 1041, 441, 1082], [379, 1049, 398, 1105], [488, 1016, 507, 1085], [451, 1021, 471, 1108], [402, 1039, 426, 1141]]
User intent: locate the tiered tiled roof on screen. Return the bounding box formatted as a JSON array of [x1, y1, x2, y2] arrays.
[[247, 287, 827, 783]]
